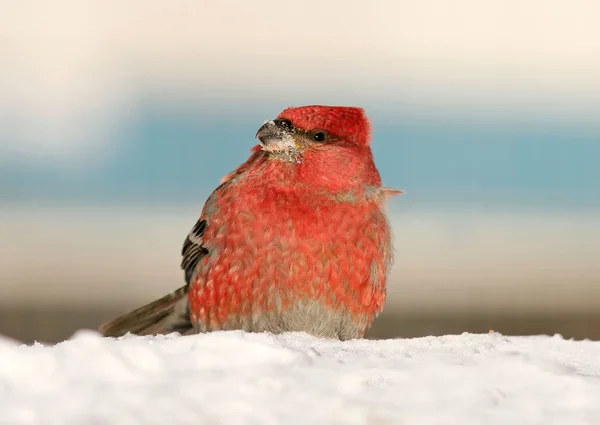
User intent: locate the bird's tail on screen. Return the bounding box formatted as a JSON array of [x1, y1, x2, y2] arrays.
[[98, 285, 193, 337]]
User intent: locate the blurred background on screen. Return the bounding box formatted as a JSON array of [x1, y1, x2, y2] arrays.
[[1, 0, 599, 343]]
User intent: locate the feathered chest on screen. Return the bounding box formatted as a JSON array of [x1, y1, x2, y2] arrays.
[[208, 176, 383, 253]]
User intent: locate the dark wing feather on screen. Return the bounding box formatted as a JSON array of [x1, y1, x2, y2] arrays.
[[181, 218, 209, 285]]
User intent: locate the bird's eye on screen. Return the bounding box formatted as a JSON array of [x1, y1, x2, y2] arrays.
[[313, 131, 327, 142]]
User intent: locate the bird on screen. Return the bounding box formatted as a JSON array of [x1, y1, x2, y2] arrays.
[[99, 105, 402, 340]]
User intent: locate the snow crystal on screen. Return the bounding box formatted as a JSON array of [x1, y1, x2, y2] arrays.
[[1, 331, 600, 424]]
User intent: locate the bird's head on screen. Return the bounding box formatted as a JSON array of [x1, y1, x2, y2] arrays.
[[255, 105, 371, 163], [254, 105, 388, 192]]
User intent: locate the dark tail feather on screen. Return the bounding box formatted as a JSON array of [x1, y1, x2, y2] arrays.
[[99, 285, 193, 337]]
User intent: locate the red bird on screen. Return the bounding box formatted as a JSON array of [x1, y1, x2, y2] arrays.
[[99, 105, 401, 340]]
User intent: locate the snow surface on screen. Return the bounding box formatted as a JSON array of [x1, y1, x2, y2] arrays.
[[1, 331, 600, 425]]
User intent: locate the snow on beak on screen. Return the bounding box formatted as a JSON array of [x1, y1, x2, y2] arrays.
[[255, 119, 297, 152]]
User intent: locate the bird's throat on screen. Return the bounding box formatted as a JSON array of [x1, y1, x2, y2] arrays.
[[265, 146, 303, 164]]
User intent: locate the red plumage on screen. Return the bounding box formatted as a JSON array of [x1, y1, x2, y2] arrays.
[[100, 105, 400, 340]]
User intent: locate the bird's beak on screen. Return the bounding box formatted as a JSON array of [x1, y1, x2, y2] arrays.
[[255, 119, 297, 152]]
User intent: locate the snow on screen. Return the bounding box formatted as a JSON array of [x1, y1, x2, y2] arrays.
[[1, 331, 600, 425]]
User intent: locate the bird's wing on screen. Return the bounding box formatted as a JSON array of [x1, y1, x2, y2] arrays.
[[181, 218, 209, 286]]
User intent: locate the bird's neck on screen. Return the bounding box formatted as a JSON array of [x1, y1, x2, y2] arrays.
[[247, 151, 382, 205]]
